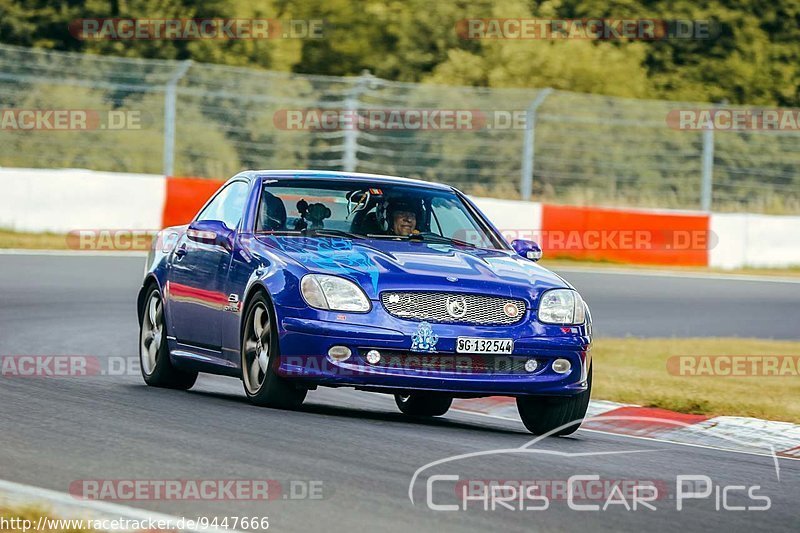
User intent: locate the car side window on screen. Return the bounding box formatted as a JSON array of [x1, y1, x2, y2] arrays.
[[196, 181, 249, 230]]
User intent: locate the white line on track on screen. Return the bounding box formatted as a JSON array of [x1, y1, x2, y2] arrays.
[[0, 478, 243, 533], [450, 407, 800, 463], [0, 249, 147, 257], [3, 249, 798, 284], [554, 265, 800, 284]]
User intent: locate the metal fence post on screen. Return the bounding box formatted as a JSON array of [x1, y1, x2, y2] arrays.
[[701, 125, 714, 211], [520, 88, 553, 201], [342, 70, 372, 173], [162, 60, 193, 177]]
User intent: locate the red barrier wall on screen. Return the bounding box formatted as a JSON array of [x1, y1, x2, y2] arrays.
[[161, 176, 711, 266], [162, 177, 224, 228], [541, 204, 710, 266]]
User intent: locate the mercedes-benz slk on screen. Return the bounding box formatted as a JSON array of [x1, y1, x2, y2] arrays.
[[137, 170, 592, 435]]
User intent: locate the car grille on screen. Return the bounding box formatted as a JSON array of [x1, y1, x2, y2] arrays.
[[380, 291, 527, 325], [359, 350, 545, 375]]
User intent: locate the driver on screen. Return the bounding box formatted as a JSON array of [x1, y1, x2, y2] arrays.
[[386, 199, 420, 236]]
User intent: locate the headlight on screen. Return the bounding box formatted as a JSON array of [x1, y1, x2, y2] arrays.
[[300, 274, 371, 312], [538, 289, 586, 325]]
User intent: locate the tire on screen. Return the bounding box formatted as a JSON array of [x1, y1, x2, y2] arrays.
[[139, 286, 198, 390], [241, 292, 306, 409], [516, 365, 592, 436], [395, 393, 453, 417]]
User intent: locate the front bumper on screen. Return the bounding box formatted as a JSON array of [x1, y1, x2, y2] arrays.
[[273, 303, 591, 397]]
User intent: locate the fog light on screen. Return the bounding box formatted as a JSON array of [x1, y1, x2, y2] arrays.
[[524, 359, 539, 373], [365, 350, 381, 364], [552, 358, 571, 374], [328, 345, 352, 362]]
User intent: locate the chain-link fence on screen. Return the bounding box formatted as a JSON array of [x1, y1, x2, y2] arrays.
[[1, 43, 798, 213]]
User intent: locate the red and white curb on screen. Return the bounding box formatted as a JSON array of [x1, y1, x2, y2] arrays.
[[452, 398, 800, 459]]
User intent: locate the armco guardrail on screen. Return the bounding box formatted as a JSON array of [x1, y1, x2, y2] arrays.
[[2, 167, 799, 269]]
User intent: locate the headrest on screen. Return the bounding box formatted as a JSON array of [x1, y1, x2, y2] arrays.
[[262, 192, 287, 230]]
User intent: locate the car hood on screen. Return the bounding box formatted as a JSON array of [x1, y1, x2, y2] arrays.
[[255, 236, 568, 303]]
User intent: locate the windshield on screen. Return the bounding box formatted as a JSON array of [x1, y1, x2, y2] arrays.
[[256, 179, 503, 249]]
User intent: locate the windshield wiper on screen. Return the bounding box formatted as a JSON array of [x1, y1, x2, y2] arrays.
[[367, 233, 475, 247], [410, 233, 475, 247], [302, 228, 364, 239], [255, 230, 302, 235], [255, 229, 363, 239]]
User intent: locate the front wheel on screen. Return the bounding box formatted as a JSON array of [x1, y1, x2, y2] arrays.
[[139, 286, 197, 390], [241, 293, 306, 409], [516, 365, 592, 436], [395, 393, 453, 416]]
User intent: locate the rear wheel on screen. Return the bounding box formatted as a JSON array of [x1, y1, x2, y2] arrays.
[[516, 365, 592, 436], [241, 293, 306, 409], [395, 393, 453, 417], [139, 286, 197, 390]]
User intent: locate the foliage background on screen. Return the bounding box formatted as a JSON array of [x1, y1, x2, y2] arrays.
[[0, 0, 797, 212], [1, 0, 797, 107]]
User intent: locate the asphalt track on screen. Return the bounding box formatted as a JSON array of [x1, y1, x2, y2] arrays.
[[0, 253, 798, 533]]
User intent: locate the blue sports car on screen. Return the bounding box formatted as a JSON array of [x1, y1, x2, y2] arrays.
[[137, 170, 592, 435]]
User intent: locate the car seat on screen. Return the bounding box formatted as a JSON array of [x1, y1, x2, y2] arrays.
[[350, 210, 384, 235], [260, 191, 287, 231]]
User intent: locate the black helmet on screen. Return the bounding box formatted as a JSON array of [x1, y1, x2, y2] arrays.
[[386, 197, 422, 218]]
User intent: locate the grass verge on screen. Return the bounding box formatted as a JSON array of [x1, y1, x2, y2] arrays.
[[0, 504, 96, 532], [0, 229, 69, 250], [592, 338, 800, 423]]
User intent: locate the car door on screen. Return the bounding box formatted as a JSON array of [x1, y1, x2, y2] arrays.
[[166, 180, 250, 350]]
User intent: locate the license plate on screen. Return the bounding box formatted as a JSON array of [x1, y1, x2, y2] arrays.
[[456, 337, 514, 354]]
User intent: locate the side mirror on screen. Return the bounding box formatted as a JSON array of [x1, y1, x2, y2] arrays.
[[511, 239, 542, 262], [187, 220, 234, 250]]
